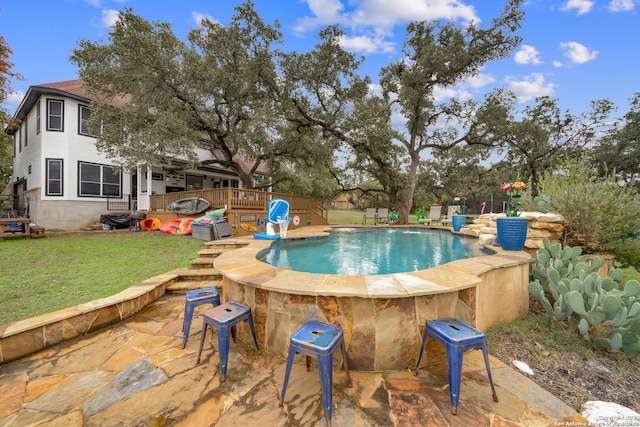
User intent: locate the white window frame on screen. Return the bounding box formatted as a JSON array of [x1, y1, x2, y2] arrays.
[[78, 105, 92, 136], [36, 101, 41, 134], [78, 161, 121, 197], [46, 158, 64, 196], [47, 99, 64, 131]]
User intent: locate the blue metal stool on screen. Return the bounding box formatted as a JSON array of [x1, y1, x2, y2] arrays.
[[195, 301, 259, 382], [182, 287, 221, 348], [413, 317, 498, 415], [279, 321, 352, 427]]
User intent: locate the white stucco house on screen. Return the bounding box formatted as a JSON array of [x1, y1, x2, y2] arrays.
[[6, 79, 266, 230]]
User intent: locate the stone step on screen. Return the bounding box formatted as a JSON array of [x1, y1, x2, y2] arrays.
[[166, 278, 223, 294], [190, 257, 216, 269], [197, 248, 225, 259], [204, 238, 250, 250], [171, 267, 221, 282]]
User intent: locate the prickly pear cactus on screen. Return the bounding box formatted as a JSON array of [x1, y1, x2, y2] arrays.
[[529, 238, 640, 357]]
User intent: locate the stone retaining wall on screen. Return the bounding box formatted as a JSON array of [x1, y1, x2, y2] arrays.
[[461, 212, 565, 250]]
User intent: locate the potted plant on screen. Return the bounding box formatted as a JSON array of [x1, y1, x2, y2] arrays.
[[496, 181, 528, 250], [451, 196, 466, 231]]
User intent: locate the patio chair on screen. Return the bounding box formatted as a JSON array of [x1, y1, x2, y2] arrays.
[[362, 208, 376, 225], [376, 208, 389, 224], [419, 205, 442, 225], [440, 205, 459, 227]]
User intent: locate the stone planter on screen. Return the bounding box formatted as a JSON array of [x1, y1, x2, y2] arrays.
[[496, 216, 528, 251]]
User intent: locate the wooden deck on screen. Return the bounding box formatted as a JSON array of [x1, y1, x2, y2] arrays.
[[147, 188, 328, 237]]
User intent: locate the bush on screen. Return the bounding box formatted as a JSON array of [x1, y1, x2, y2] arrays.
[[535, 158, 640, 268]]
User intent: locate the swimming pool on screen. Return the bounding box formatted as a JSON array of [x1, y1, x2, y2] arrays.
[[215, 225, 530, 371], [257, 227, 494, 275]]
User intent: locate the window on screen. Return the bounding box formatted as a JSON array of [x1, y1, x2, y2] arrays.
[[17, 126, 21, 153], [78, 162, 121, 197], [36, 101, 41, 134], [47, 99, 64, 131], [24, 117, 28, 147], [46, 158, 63, 196], [186, 174, 202, 191], [78, 105, 92, 136]]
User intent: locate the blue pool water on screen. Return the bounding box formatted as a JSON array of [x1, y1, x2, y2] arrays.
[[257, 227, 494, 275]]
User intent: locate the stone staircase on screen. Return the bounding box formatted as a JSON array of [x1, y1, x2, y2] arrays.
[[167, 238, 251, 294]]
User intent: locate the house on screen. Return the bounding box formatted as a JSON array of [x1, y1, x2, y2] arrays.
[[331, 192, 362, 210], [5, 79, 267, 230]]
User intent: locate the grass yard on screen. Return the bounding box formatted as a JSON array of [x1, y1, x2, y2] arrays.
[[0, 231, 204, 325]]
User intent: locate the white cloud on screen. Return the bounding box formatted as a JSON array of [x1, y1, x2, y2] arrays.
[[193, 11, 218, 27], [608, 0, 635, 12], [294, 0, 346, 32], [338, 34, 395, 54], [433, 86, 473, 102], [559, 41, 598, 64], [294, 0, 480, 55], [348, 0, 479, 28], [506, 73, 557, 103], [463, 72, 495, 89], [101, 9, 120, 28], [561, 0, 594, 15], [297, 0, 480, 30], [5, 91, 24, 109], [514, 45, 543, 65], [552, 60, 563, 68], [84, 0, 102, 7]]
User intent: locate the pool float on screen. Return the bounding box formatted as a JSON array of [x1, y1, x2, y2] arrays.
[[140, 217, 162, 231], [159, 218, 194, 235], [240, 223, 257, 232]]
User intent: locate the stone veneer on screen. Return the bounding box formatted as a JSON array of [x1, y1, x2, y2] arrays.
[[460, 211, 565, 250], [214, 226, 531, 372]]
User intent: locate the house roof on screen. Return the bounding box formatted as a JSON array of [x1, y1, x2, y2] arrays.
[[10, 79, 86, 132], [7, 78, 267, 175]]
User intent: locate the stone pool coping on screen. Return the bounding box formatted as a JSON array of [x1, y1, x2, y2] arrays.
[[215, 225, 530, 300]]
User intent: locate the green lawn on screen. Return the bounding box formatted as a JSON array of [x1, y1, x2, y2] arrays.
[[0, 232, 203, 325]]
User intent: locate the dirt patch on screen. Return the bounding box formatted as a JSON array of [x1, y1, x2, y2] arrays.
[[487, 297, 640, 413]]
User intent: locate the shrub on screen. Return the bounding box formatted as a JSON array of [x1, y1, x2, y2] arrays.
[[535, 158, 640, 268], [529, 238, 640, 357]]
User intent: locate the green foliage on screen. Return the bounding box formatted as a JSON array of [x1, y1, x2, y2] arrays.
[[590, 92, 640, 188], [0, 132, 13, 193], [535, 157, 640, 268], [529, 238, 640, 357]]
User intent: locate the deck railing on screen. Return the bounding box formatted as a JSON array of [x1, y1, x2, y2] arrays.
[[149, 188, 328, 221], [107, 194, 135, 211]]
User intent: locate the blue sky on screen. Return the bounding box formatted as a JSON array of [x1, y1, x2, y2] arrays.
[[2, 0, 639, 118]]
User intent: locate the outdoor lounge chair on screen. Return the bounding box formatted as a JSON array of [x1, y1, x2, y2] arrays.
[[419, 205, 442, 225], [376, 208, 389, 224], [363, 208, 376, 225], [440, 206, 459, 227]]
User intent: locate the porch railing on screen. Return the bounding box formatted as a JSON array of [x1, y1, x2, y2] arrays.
[[148, 188, 328, 221], [107, 194, 135, 211]]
